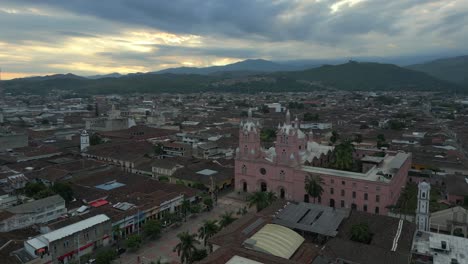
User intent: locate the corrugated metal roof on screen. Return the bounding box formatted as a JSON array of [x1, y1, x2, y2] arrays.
[[42, 214, 109, 242], [226, 255, 263, 264]]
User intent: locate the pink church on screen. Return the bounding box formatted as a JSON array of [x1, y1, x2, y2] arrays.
[[235, 110, 411, 215]]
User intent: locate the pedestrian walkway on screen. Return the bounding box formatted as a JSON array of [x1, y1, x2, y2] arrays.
[[117, 193, 247, 264]]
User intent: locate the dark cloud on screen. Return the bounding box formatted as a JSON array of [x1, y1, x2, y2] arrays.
[[57, 31, 98, 38], [0, 0, 467, 77], [5, 0, 450, 42]]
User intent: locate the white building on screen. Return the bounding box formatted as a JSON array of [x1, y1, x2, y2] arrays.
[[0, 195, 66, 232], [416, 181, 431, 231]]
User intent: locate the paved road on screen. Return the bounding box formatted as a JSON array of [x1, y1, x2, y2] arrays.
[[116, 195, 247, 264]]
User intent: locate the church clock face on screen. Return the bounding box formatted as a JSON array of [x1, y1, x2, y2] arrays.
[[260, 168, 267, 175]]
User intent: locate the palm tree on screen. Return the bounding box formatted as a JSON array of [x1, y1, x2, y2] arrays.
[[198, 220, 219, 252], [219, 211, 237, 228], [305, 174, 324, 203], [247, 191, 277, 212], [173, 231, 200, 264], [265, 191, 277, 204], [333, 140, 355, 171]]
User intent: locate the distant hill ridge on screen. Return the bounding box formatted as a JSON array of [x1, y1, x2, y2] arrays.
[[1, 60, 462, 95], [407, 55, 468, 84]]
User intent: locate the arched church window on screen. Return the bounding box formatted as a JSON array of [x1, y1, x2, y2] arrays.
[[282, 149, 286, 159], [242, 165, 247, 175], [244, 145, 248, 156]]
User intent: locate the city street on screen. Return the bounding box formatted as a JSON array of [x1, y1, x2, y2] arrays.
[[117, 194, 248, 264]]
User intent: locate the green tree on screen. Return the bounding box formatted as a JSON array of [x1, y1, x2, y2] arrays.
[[304, 174, 324, 203], [332, 140, 355, 171], [23, 182, 47, 197], [90, 133, 103, 145], [350, 223, 373, 244], [173, 232, 200, 264], [198, 220, 219, 252], [303, 112, 319, 122], [236, 206, 248, 216], [260, 128, 277, 143], [203, 196, 214, 211], [189, 204, 202, 214], [191, 249, 207, 262], [34, 188, 55, 200], [377, 134, 385, 143], [112, 225, 122, 243], [353, 134, 362, 143], [191, 182, 206, 190], [388, 119, 405, 130], [143, 220, 162, 240], [260, 104, 270, 114], [219, 211, 237, 228], [154, 144, 164, 155], [377, 134, 388, 148], [95, 249, 117, 264], [126, 234, 142, 251], [158, 176, 169, 182], [51, 182, 74, 203], [330, 130, 339, 144], [181, 198, 191, 221], [247, 191, 277, 212]]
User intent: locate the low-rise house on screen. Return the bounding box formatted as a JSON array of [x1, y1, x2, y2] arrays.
[[83, 141, 154, 171], [20, 214, 112, 264], [445, 174, 468, 205], [161, 141, 192, 157], [171, 159, 234, 191], [151, 159, 183, 178], [431, 206, 468, 237], [0, 195, 66, 232]]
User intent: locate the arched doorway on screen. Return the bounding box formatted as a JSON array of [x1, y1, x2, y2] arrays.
[[329, 199, 335, 208], [260, 182, 267, 192], [351, 203, 357, 210], [280, 188, 285, 199], [243, 182, 247, 192], [304, 194, 310, 203]]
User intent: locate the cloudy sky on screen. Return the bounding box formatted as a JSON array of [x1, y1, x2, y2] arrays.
[[1, 0, 467, 79]]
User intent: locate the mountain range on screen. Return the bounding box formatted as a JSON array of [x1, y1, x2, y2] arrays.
[[1, 55, 466, 95], [406, 55, 468, 85]]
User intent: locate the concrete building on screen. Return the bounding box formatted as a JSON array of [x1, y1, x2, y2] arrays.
[[431, 206, 468, 238], [21, 214, 112, 264], [0, 129, 28, 151], [300, 122, 332, 130], [235, 110, 412, 215], [0, 195, 66, 232], [412, 230, 468, 264]]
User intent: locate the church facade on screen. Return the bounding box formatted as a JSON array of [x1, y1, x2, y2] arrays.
[[235, 110, 412, 215]]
